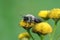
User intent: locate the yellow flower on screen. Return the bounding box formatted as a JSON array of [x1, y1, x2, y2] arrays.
[[18, 32, 30, 39], [38, 10, 50, 18], [49, 8, 60, 19], [20, 20, 26, 27], [32, 22, 52, 35], [19, 20, 34, 29]]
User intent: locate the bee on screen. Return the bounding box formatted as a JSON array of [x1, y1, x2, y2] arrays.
[[23, 14, 42, 23], [20, 14, 43, 29]]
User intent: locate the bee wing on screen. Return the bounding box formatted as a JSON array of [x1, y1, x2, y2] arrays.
[[34, 18, 42, 23]]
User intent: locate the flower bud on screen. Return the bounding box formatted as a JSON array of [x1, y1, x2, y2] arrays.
[[19, 20, 34, 29], [38, 10, 50, 18], [49, 8, 60, 19], [18, 32, 30, 40], [32, 22, 52, 35]]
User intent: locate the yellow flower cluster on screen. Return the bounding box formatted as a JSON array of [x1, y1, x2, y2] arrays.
[[32, 22, 52, 35], [19, 20, 34, 29], [18, 32, 30, 39], [49, 8, 60, 19], [38, 8, 60, 19], [38, 10, 50, 18]]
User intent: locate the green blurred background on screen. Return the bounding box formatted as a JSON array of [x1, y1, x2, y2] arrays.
[[0, 0, 60, 40]]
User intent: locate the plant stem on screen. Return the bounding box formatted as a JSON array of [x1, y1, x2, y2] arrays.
[[50, 20, 57, 40], [49, 34, 53, 40], [40, 35, 44, 40], [26, 29, 34, 40], [37, 33, 44, 40], [52, 21, 57, 39]]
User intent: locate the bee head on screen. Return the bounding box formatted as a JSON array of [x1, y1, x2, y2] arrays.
[[23, 16, 29, 22]]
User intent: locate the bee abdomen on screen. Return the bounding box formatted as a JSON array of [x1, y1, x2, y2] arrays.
[[34, 18, 42, 23]]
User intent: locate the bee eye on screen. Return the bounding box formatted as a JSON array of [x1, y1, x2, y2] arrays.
[[23, 16, 29, 21]]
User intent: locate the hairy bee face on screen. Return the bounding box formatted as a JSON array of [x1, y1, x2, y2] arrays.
[[23, 14, 35, 23], [23, 16, 29, 22], [23, 16, 33, 23]]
